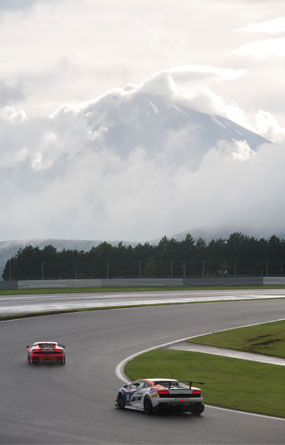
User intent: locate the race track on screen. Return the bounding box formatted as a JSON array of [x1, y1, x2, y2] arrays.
[[0, 298, 284, 444], [1, 288, 285, 315]]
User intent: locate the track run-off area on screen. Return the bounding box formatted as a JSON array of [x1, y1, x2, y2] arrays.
[[0, 290, 284, 444], [1, 287, 285, 315]]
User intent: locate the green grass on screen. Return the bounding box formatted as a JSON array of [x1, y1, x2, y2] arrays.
[[125, 349, 285, 418], [187, 320, 285, 358], [1, 284, 285, 296]]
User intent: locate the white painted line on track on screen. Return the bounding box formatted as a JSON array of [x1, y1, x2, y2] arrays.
[[207, 405, 285, 421]]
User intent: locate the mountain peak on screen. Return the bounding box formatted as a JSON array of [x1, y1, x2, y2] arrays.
[[0, 72, 274, 243], [138, 72, 175, 97], [77, 79, 268, 169]]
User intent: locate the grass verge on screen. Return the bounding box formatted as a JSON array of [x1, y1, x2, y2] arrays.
[[187, 320, 285, 358], [125, 349, 285, 418], [1, 284, 285, 295]]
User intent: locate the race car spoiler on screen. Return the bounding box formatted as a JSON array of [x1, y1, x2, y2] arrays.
[[183, 381, 204, 389], [162, 381, 204, 389], [25, 344, 66, 349]]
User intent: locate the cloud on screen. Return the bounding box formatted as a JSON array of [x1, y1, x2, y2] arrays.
[[254, 110, 285, 143], [237, 17, 285, 33], [135, 69, 248, 129], [0, 80, 25, 107], [0, 72, 284, 242], [0, 0, 58, 12], [219, 140, 256, 162], [0, 0, 36, 12], [0, 0, 284, 137], [235, 16, 285, 58], [167, 66, 247, 82], [236, 37, 285, 57], [1, 135, 284, 241]]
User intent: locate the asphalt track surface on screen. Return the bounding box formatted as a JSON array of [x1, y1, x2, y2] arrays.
[[1, 298, 284, 444], [1, 288, 285, 315]]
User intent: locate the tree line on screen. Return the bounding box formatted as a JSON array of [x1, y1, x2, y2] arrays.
[[2, 232, 285, 281]]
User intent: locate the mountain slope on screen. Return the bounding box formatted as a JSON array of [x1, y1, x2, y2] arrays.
[[0, 73, 275, 243], [1, 76, 268, 192], [80, 90, 267, 169]]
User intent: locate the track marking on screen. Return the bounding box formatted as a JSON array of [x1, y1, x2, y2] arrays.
[[208, 405, 285, 421]]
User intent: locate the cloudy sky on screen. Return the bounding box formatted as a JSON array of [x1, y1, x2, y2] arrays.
[[1, 0, 285, 242]]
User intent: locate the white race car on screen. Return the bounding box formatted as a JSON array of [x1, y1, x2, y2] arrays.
[[115, 378, 204, 415]]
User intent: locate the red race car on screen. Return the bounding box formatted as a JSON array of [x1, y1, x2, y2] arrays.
[[26, 341, 66, 365]]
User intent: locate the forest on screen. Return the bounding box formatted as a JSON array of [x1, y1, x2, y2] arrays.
[[2, 232, 285, 281]]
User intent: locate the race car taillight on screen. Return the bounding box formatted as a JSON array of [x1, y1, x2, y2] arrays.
[[192, 390, 201, 396], [158, 390, 169, 396]]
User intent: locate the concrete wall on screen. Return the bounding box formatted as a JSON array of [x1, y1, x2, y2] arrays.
[[0, 280, 18, 290], [0, 276, 284, 290], [17, 278, 183, 289], [18, 279, 102, 289], [263, 277, 285, 285], [183, 277, 264, 287], [102, 278, 183, 287]]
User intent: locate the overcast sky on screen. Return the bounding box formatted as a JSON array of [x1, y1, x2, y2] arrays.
[[0, 0, 285, 242]]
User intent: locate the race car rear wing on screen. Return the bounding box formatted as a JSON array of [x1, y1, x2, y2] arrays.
[[182, 381, 204, 389], [162, 381, 204, 389], [25, 343, 66, 348]]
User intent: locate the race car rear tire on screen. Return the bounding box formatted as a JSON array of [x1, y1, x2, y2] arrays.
[[117, 392, 125, 409], [192, 403, 204, 416], [143, 396, 153, 415]]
